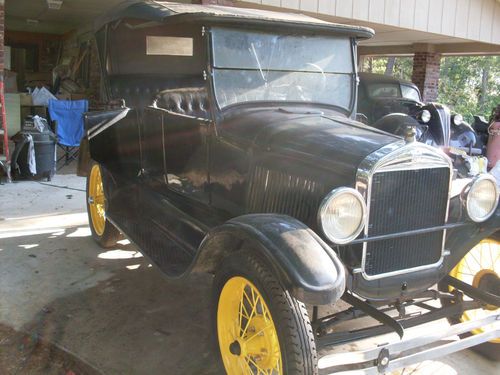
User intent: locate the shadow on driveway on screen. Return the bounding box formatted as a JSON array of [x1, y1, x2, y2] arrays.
[[0, 225, 224, 375]]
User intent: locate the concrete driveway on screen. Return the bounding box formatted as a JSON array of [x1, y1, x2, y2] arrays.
[[0, 171, 497, 374]]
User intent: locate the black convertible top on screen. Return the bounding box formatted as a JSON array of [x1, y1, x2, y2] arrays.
[[95, 0, 374, 39]]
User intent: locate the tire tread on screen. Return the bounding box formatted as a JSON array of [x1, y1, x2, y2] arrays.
[[214, 250, 318, 374], [86, 161, 121, 248]]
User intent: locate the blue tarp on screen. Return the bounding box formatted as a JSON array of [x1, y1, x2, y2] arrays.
[[48, 99, 88, 147]]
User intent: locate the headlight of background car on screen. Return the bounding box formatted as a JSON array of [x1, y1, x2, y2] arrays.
[[318, 188, 366, 244], [452, 114, 463, 126], [420, 109, 431, 123], [465, 174, 499, 222]]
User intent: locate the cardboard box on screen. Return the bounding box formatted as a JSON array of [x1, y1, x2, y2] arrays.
[[4, 70, 18, 93], [5, 93, 21, 136], [56, 93, 87, 101], [19, 93, 33, 106], [70, 93, 87, 101], [25, 72, 52, 87], [56, 94, 71, 101]]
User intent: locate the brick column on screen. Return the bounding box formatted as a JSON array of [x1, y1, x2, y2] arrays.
[[411, 50, 441, 102]]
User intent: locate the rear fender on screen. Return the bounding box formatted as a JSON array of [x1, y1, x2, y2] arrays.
[[192, 214, 346, 305], [372, 113, 420, 136]]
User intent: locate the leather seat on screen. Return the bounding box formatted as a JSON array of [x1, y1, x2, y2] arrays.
[[108, 75, 206, 114], [154, 87, 210, 118]]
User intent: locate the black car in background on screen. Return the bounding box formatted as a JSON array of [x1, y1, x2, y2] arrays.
[[357, 72, 422, 123], [358, 72, 479, 152], [81, 2, 500, 373]]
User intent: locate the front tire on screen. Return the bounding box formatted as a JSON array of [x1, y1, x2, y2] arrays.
[[214, 250, 318, 375], [446, 239, 500, 361], [86, 162, 120, 248]]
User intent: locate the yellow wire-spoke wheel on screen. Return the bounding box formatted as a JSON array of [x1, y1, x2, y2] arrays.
[[218, 276, 282, 375], [214, 252, 317, 374], [88, 163, 106, 236], [450, 239, 499, 344]]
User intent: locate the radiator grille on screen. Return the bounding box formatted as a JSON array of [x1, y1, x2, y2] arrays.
[[247, 165, 325, 226], [364, 167, 450, 276]]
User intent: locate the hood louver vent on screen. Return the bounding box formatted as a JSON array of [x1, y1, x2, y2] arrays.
[[247, 165, 325, 227]]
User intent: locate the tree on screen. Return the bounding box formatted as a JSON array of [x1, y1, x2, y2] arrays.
[[438, 56, 500, 123], [361, 56, 413, 81], [361, 55, 500, 123]]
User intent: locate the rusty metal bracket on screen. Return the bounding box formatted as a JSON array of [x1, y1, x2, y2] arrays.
[[342, 292, 404, 339], [444, 274, 500, 307]]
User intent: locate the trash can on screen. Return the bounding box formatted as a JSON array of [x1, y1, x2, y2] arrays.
[[11, 117, 57, 181]]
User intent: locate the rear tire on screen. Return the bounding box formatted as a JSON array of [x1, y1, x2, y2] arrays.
[[213, 250, 318, 374], [86, 162, 121, 248]]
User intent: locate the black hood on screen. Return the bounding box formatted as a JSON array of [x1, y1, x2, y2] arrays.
[[218, 105, 400, 184]]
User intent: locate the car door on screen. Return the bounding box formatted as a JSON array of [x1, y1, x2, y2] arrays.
[[162, 110, 211, 204], [141, 107, 168, 188], [141, 106, 211, 202], [138, 104, 213, 266], [85, 107, 142, 225]]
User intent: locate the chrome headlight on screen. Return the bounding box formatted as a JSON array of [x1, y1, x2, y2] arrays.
[[464, 174, 499, 222], [420, 109, 431, 123], [318, 187, 366, 244], [453, 114, 463, 126]]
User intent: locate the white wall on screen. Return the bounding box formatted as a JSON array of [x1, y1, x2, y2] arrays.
[[240, 0, 500, 45]]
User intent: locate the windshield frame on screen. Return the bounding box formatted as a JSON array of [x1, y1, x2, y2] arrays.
[[207, 26, 358, 116]]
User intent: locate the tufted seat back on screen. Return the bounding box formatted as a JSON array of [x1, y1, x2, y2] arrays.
[[108, 75, 205, 112], [154, 87, 210, 119]]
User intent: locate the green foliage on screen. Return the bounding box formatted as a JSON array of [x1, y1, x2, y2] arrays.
[[438, 56, 500, 123], [361, 57, 413, 81], [361, 55, 500, 123]]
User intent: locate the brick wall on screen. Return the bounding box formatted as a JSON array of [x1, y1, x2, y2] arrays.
[[411, 52, 441, 102]]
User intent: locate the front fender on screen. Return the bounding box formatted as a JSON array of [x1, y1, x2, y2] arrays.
[[446, 206, 500, 270], [192, 214, 346, 305]]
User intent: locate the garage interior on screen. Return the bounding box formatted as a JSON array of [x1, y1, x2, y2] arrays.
[[0, 0, 499, 374]]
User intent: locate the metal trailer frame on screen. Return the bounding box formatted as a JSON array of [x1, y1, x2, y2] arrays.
[[315, 275, 500, 374]]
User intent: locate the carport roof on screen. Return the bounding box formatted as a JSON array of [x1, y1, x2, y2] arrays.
[[94, 1, 374, 39], [5, 0, 499, 55]]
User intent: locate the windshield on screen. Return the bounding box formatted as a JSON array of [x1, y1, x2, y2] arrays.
[[367, 83, 401, 98], [211, 28, 354, 111], [401, 84, 421, 101]]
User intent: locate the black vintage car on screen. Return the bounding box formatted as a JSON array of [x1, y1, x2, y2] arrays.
[[358, 72, 480, 154], [83, 2, 500, 374]]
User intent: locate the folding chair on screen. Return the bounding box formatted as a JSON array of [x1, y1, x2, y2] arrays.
[[48, 99, 88, 169]]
